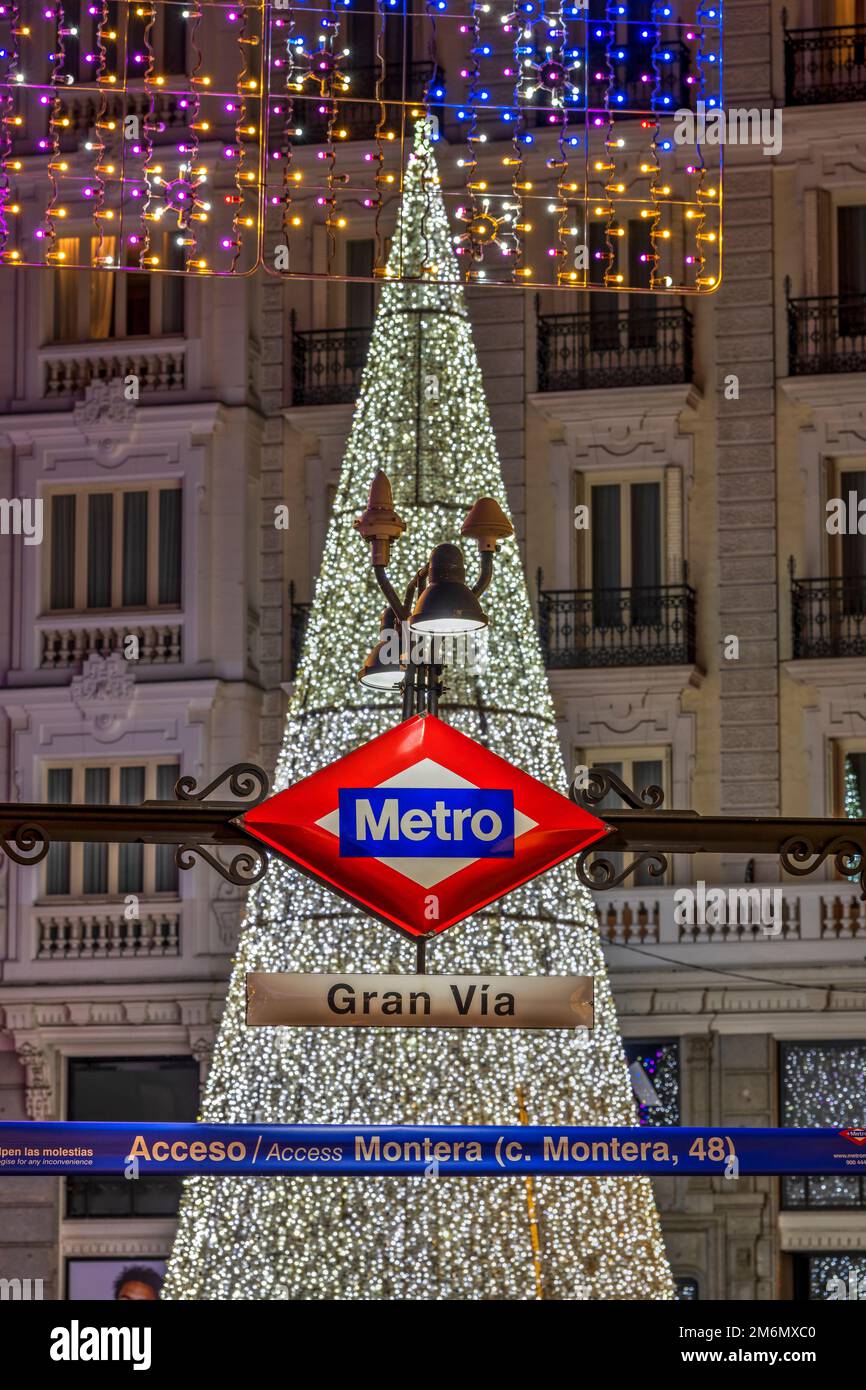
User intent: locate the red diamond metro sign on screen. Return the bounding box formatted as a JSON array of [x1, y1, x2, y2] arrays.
[[241, 715, 610, 940]]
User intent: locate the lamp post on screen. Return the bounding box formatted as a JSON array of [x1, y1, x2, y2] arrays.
[[353, 470, 514, 720]]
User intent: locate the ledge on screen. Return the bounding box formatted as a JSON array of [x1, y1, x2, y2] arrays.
[[783, 657, 866, 688], [528, 381, 702, 425], [779, 373, 866, 410]]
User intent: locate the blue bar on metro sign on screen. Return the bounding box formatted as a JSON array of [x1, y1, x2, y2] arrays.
[[338, 787, 515, 857]]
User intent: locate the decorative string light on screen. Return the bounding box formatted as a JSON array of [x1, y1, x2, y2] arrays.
[[0, 3, 721, 289], [0, 2, 266, 275], [163, 122, 674, 1302]]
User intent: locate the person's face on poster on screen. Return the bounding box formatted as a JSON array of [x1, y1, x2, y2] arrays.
[[116, 1279, 159, 1301]]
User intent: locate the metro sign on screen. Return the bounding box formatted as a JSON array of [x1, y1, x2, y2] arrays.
[[241, 715, 610, 939]]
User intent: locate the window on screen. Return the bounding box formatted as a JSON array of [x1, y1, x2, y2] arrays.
[[827, 463, 866, 617], [578, 747, 668, 885], [792, 1253, 866, 1302], [66, 1058, 199, 1218], [674, 1276, 699, 1300], [346, 239, 375, 328], [627, 219, 659, 349], [45, 483, 182, 614], [51, 234, 185, 343], [585, 476, 663, 629], [780, 1042, 866, 1209], [837, 206, 866, 338], [624, 1039, 680, 1125], [163, 2, 187, 73], [44, 762, 180, 898], [588, 222, 620, 352]]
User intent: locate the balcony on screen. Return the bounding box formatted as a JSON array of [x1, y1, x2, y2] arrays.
[[791, 574, 866, 660], [787, 292, 866, 375], [598, 881, 866, 949], [40, 337, 187, 399], [290, 322, 371, 407], [784, 24, 866, 105], [538, 584, 696, 669], [38, 616, 183, 670], [34, 902, 181, 961], [537, 306, 693, 392]]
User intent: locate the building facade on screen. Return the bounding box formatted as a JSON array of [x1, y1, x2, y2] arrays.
[[1, 0, 865, 1301]]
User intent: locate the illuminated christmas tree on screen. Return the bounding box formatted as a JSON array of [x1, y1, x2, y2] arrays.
[[164, 123, 673, 1301]]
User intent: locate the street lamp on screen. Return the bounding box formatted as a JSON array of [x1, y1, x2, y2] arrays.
[[354, 469, 513, 716]]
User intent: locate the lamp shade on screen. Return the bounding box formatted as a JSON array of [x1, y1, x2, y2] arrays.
[[358, 609, 405, 690], [409, 543, 488, 635]]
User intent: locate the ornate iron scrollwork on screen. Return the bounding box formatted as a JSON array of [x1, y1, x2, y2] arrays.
[[0, 823, 50, 867], [174, 763, 270, 807], [780, 834, 866, 900], [576, 850, 668, 891], [571, 766, 665, 813], [174, 842, 269, 887], [573, 766, 667, 892]]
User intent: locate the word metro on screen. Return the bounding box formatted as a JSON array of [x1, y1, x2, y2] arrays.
[[338, 787, 515, 858]]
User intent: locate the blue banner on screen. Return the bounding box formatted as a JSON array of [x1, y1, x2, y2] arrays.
[[1, 1123, 864, 1176]]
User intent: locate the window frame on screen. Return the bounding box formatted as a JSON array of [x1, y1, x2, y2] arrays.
[[42, 480, 182, 616], [779, 1039, 866, 1211], [578, 469, 665, 590], [575, 743, 671, 884], [41, 759, 180, 901]]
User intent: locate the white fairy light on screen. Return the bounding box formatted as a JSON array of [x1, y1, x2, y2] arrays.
[[163, 123, 673, 1303]]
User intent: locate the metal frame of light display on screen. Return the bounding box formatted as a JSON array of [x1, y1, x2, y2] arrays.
[[0, 1, 722, 289]]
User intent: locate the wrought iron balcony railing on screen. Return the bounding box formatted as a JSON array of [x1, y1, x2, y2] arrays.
[[538, 583, 696, 668], [791, 573, 866, 660], [289, 584, 311, 680], [787, 292, 866, 375], [784, 23, 866, 105], [290, 321, 372, 407], [537, 305, 693, 392]]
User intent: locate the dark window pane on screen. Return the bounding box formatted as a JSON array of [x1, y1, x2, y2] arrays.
[[125, 264, 151, 336], [346, 240, 375, 329], [631, 482, 661, 628], [163, 2, 187, 72], [158, 489, 182, 605], [841, 470, 866, 616], [628, 219, 658, 347], [781, 1042, 866, 1209], [624, 1039, 680, 1125], [50, 495, 76, 610], [122, 491, 148, 607], [633, 760, 663, 883], [589, 223, 619, 351], [118, 766, 145, 893], [46, 768, 72, 895], [83, 767, 110, 893], [155, 765, 180, 892], [162, 236, 185, 335], [806, 1253, 866, 1301], [592, 485, 621, 628], [86, 493, 113, 609], [67, 1057, 199, 1218], [837, 207, 866, 337]]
